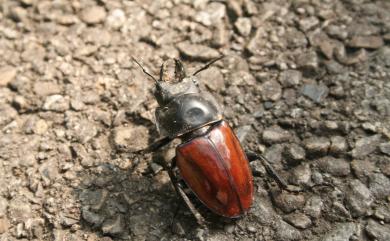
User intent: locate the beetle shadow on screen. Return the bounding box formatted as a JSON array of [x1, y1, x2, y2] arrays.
[[71, 141, 231, 241], [72, 158, 188, 240]]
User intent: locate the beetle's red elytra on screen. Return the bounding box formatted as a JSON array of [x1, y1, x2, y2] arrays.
[[176, 120, 254, 218]]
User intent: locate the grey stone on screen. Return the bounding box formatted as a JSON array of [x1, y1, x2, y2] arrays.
[[330, 136, 348, 154], [194, 2, 226, 26], [379, 142, 390, 156], [23, 116, 48, 135], [374, 206, 390, 223], [33, 82, 61, 97], [223, 223, 235, 233], [317, 222, 357, 241], [79, 189, 109, 211], [317, 156, 350, 177], [177, 42, 220, 61], [348, 36, 384, 49], [289, 164, 311, 186], [279, 70, 302, 87], [304, 196, 323, 218], [67, 119, 97, 144], [38, 159, 59, 186], [197, 66, 224, 91], [274, 192, 305, 213], [252, 198, 277, 225], [112, 125, 149, 152], [301, 84, 329, 103], [0, 104, 17, 127], [369, 173, 390, 199], [42, 95, 69, 112], [262, 126, 291, 144], [250, 160, 266, 176], [150, 163, 163, 174], [102, 215, 125, 236], [345, 179, 374, 217], [81, 207, 104, 226], [352, 134, 381, 158], [80, 6, 107, 24], [247, 225, 257, 233], [365, 219, 390, 241], [235, 17, 252, 37], [264, 144, 284, 166], [284, 213, 312, 229], [285, 144, 306, 164], [261, 80, 282, 101], [297, 51, 319, 73], [247, 28, 267, 55], [0, 66, 17, 87], [318, 39, 336, 59], [351, 159, 375, 180], [285, 28, 308, 48], [106, 9, 126, 30], [311, 171, 324, 185], [304, 137, 330, 154], [228, 71, 256, 86], [8, 199, 32, 222], [299, 16, 319, 32], [236, 125, 251, 143], [275, 219, 301, 241], [326, 25, 348, 40]]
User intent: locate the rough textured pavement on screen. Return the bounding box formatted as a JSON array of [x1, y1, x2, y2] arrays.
[[0, 0, 389, 240]]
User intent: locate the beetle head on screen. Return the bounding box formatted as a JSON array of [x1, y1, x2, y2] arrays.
[[132, 56, 223, 106], [154, 59, 199, 106]]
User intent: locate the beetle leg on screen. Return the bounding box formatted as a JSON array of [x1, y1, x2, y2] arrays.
[[245, 150, 295, 191], [164, 158, 207, 227], [134, 136, 173, 154]]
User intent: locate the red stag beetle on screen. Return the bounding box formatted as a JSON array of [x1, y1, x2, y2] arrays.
[[132, 56, 292, 226]]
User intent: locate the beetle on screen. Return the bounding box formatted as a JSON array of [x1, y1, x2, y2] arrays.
[[132, 57, 289, 226]]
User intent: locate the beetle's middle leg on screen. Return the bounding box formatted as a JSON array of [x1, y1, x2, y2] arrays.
[[161, 157, 207, 227], [245, 150, 300, 192]]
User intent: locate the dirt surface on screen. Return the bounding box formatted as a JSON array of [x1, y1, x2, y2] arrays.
[[0, 0, 390, 240]]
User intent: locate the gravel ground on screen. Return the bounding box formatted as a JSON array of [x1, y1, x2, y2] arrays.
[[0, 0, 390, 240]]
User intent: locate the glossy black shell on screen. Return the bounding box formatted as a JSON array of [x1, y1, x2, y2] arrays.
[[155, 92, 222, 138]]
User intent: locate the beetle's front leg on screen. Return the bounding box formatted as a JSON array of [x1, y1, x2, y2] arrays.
[[162, 157, 207, 227], [246, 150, 301, 192], [134, 136, 173, 154]]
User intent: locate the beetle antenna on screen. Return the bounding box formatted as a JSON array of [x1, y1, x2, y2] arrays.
[[192, 55, 224, 76], [131, 57, 159, 84]]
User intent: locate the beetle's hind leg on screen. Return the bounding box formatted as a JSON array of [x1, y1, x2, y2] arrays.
[[246, 150, 301, 192], [162, 157, 207, 227]]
